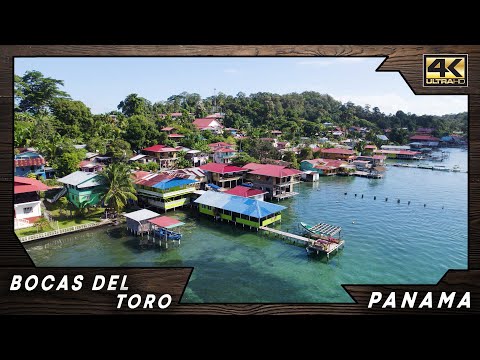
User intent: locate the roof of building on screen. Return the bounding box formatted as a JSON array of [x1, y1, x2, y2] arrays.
[[148, 216, 184, 229], [161, 127, 174, 131], [123, 209, 160, 222], [271, 130, 282, 134], [302, 158, 346, 169], [152, 178, 197, 190], [194, 191, 285, 219], [193, 118, 222, 128], [14, 157, 46, 167], [57, 171, 103, 188], [409, 135, 440, 141], [79, 160, 103, 169], [247, 164, 303, 178], [200, 163, 245, 174], [225, 185, 267, 198], [364, 145, 377, 149], [321, 148, 355, 155], [377, 135, 389, 141], [243, 162, 268, 171], [14, 176, 50, 194], [214, 148, 236, 153], [73, 144, 87, 150], [168, 133, 185, 138], [208, 142, 232, 148], [85, 152, 99, 159], [131, 171, 151, 180], [142, 144, 179, 153], [129, 154, 148, 161]]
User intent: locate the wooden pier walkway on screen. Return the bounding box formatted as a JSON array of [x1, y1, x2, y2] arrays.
[[259, 226, 344, 257]]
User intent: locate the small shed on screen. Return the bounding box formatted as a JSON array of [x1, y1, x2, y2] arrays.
[[301, 171, 319, 182], [124, 209, 160, 234]]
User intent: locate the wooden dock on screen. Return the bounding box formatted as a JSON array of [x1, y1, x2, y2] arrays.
[[259, 226, 344, 257]]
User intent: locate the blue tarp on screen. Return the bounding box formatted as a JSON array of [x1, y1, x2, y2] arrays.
[[194, 191, 286, 219], [152, 178, 197, 190], [207, 183, 221, 190]]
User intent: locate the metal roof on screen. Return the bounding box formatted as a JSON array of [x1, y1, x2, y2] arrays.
[[57, 171, 103, 188], [194, 191, 286, 219], [152, 178, 197, 190], [148, 216, 184, 228], [129, 154, 147, 161], [123, 209, 160, 222]]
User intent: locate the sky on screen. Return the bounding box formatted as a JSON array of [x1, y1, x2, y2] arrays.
[[15, 57, 467, 116]]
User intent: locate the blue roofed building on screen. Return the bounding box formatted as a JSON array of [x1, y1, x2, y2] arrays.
[[194, 191, 286, 229], [134, 171, 199, 212], [14, 151, 55, 179]]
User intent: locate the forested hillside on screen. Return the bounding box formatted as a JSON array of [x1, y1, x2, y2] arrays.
[[14, 70, 467, 175]]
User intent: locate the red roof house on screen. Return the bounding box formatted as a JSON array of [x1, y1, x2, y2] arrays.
[[225, 185, 267, 199]]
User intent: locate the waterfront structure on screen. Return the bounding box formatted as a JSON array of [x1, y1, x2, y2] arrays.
[[301, 171, 320, 182], [142, 144, 179, 169], [124, 209, 160, 234], [300, 158, 349, 176], [193, 118, 224, 133], [200, 163, 246, 188], [381, 145, 410, 151], [225, 185, 267, 201], [409, 135, 440, 146], [195, 191, 285, 229], [374, 149, 422, 160], [356, 155, 386, 166], [134, 172, 198, 212], [14, 176, 50, 229], [243, 163, 302, 200], [57, 171, 105, 208], [319, 148, 356, 162], [14, 151, 52, 179]]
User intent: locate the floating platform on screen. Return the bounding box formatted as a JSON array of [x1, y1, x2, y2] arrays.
[[259, 224, 344, 258], [354, 171, 383, 179]]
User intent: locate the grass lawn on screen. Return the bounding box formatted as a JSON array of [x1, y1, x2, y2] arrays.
[[15, 205, 106, 238]]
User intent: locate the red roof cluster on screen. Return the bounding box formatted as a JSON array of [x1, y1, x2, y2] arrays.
[[321, 148, 355, 155], [225, 186, 266, 198], [168, 133, 185, 138], [193, 118, 223, 129], [14, 157, 45, 167], [208, 142, 233, 148], [409, 135, 440, 141], [200, 163, 245, 174], [245, 164, 302, 178], [14, 176, 50, 194], [143, 144, 179, 153]]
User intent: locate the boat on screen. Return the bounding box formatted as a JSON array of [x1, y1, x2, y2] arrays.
[[418, 163, 434, 170], [300, 222, 342, 244], [432, 165, 450, 172], [154, 228, 182, 241], [452, 165, 461, 172]]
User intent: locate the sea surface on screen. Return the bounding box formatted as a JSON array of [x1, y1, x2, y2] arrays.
[[25, 148, 468, 303]]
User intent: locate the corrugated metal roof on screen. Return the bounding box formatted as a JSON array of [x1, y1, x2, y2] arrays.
[[129, 154, 147, 161], [148, 216, 184, 228], [194, 191, 285, 219], [152, 178, 197, 190], [57, 171, 103, 188], [123, 209, 160, 222]]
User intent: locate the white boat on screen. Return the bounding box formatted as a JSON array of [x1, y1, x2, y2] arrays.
[[433, 165, 450, 172], [451, 165, 461, 172]]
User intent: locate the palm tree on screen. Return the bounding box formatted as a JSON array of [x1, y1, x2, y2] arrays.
[[99, 163, 137, 217]]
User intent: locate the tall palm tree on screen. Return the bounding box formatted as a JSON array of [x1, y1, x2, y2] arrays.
[[99, 163, 137, 217]]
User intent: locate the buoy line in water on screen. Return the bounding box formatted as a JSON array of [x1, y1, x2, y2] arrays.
[[341, 192, 444, 210]]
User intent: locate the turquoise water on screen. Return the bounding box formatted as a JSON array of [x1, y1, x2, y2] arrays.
[[25, 148, 468, 303]]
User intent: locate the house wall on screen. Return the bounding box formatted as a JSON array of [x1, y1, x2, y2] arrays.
[[15, 165, 46, 178], [14, 200, 41, 219], [66, 186, 104, 208]]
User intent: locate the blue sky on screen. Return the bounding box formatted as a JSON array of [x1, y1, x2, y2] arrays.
[[15, 57, 467, 116]]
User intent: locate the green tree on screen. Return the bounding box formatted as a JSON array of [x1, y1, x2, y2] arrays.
[[231, 152, 257, 166], [99, 163, 138, 215], [15, 70, 70, 114], [50, 98, 93, 137], [117, 94, 151, 116], [299, 147, 313, 161], [282, 151, 299, 169], [53, 149, 85, 176], [175, 151, 191, 169], [124, 115, 160, 150], [107, 139, 132, 161]]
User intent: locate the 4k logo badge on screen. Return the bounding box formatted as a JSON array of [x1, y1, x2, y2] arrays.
[[424, 54, 468, 87]]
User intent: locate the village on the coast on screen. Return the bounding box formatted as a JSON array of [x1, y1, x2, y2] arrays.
[[14, 109, 467, 257], [13, 69, 468, 258]]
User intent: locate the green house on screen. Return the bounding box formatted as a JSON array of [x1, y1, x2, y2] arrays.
[[57, 171, 105, 208]]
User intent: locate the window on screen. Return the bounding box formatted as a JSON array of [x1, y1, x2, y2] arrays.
[[84, 194, 91, 201], [23, 207, 33, 214]]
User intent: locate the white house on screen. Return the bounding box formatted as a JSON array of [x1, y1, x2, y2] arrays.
[[14, 176, 50, 229]]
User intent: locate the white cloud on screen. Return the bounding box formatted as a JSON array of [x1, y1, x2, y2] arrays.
[[335, 93, 467, 116], [223, 68, 238, 73]]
